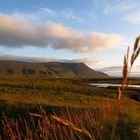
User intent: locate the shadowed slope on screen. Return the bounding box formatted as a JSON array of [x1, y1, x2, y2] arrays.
[[0, 61, 109, 78]]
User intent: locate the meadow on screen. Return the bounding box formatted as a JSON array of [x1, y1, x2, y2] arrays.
[[0, 75, 140, 140]]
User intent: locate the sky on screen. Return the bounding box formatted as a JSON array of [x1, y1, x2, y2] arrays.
[[0, 0, 140, 76]]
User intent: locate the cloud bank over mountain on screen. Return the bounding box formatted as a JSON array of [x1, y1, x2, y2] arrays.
[[0, 54, 97, 66]]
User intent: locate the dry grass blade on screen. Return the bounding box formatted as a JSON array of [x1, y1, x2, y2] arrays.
[[123, 55, 128, 82], [29, 112, 95, 140], [134, 36, 140, 51], [131, 53, 135, 66], [127, 47, 130, 60], [28, 112, 41, 118], [135, 47, 140, 61], [131, 36, 140, 66], [50, 115, 94, 140]]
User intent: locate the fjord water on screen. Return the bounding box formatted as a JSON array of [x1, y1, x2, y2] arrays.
[[90, 83, 140, 88]]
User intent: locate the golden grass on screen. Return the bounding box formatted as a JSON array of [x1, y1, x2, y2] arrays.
[[0, 93, 116, 108]]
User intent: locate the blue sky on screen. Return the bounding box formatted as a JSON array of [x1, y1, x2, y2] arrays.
[[0, 0, 140, 75]]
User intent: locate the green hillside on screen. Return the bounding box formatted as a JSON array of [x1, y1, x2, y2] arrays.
[[0, 61, 109, 78]]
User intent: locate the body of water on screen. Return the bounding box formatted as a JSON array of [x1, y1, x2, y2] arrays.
[[90, 83, 140, 88]]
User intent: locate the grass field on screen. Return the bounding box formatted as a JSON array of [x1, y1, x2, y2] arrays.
[[0, 75, 140, 139]]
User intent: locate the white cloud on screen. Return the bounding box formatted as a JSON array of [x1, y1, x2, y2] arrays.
[[63, 57, 99, 66], [104, 1, 136, 14], [104, 0, 140, 24], [40, 7, 56, 16], [0, 13, 122, 52], [12, 7, 85, 24], [0, 54, 57, 62], [0, 54, 97, 66], [123, 10, 140, 24]]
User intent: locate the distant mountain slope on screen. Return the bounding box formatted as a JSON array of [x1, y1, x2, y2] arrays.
[[0, 61, 109, 78]]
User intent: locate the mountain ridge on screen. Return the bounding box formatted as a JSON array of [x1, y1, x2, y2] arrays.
[[0, 60, 109, 78]]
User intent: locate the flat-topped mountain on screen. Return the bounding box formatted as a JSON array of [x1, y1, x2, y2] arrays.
[[0, 61, 109, 78]]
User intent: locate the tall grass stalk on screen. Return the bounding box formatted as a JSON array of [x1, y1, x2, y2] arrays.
[[111, 36, 140, 139]]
